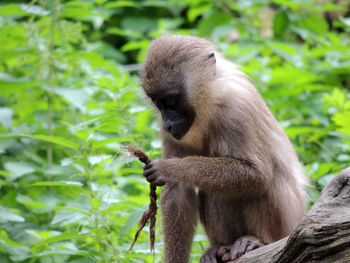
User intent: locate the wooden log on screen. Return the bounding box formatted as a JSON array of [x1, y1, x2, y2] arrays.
[[232, 167, 350, 263]]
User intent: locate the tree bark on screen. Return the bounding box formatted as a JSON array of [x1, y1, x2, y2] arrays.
[[231, 167, 350, 263]]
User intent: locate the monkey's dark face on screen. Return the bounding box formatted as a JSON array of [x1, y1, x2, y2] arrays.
[[147, 91, 195, 140]]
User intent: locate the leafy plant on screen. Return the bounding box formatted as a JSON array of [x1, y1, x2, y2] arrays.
[[0, 0, 349, 262]]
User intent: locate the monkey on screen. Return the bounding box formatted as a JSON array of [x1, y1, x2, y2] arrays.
[[140, 35, 308, 263]]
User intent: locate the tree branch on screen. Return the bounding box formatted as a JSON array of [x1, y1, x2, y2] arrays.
[[232, 167, 350, 263]]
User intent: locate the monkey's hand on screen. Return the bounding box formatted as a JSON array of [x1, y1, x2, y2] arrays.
[[143, 159, 168, 186], [217, 236, 265, 262], [200, 247, 221, 263]]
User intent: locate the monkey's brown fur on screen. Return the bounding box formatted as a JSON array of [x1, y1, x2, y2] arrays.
[[142, 35, 308, 263]]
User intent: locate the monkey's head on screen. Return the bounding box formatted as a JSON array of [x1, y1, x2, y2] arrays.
[[141, 35, 216, 141]]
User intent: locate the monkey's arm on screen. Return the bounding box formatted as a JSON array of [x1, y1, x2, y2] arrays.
[[143, 156, 273, 198]]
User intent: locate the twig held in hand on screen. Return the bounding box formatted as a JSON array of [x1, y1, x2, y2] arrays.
[[121, 146, 157, 253]]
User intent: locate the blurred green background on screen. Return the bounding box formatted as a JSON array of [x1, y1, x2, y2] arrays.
[[0, 0, 349, 262]]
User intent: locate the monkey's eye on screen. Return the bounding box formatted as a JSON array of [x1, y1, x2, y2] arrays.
[[165, 98, 176, 107]]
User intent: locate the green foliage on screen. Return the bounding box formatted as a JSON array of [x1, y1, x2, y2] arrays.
[[0, 0, 349, 262]]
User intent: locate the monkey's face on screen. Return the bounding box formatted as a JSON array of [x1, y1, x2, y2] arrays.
[[148, 91, 195, 140], [141, 35, 217, 140]]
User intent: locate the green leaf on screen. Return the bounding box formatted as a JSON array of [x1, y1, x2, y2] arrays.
[[106, 27, 143, 38], [121, 40, 149, 52], [273, 11, 289, 38], [0, 108, 13, 129], [187, 2, 212, 23], [33, 249, 89, 257], [88, 155, 111, 166], [62, 207, 90, 216], [0, 242, 29, 261], [42, 85, 88, 112], [333, 112, 350, 135], [35, 232, 90, 246], [90, 198, 100, 210], [4, 161, 36, 181], [319, 3, 347, 12], [25, 181, 83, 187], [61, 3, 95, 20], [272, 0, 299, 10], [16, 194, 47, 210], [32, 135, 78, 150], [263, 84, 327, 100], [119, 206, 146, 240], [0, 80, 37, 95], [197, 11, 232, 36], [52, 209, 89, 226], [0, 206, 25, 223], [269, 67, 319, 85], [310, 163, 334, 180], [338, 17, 350, 27], [20, 4, 49, 15], [318, 173, 336, 188], [0, 4, 49, 16], [299, 15, 328, 34], [135, 109, 152, 133], [285, 126, 317, 139], [193, 233, 208, 242], [0, 4, 27, 16], [121, 17, 157, 33], [323, 88, 346, 108], [0, 134, 26, 140], [91, 137, 133, 149], [269, 41, 298, 56], [104, 1, 138, 8]]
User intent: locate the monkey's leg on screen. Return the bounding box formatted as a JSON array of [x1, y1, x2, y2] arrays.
[[217, 236, 265, 262], [161, 183, 198, 263]]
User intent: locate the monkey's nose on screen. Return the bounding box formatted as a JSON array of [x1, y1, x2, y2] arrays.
[[163, 122, 172, 132]]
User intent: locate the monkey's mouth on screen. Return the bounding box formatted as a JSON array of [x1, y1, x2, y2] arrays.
[[171, 130, 188, 140], [163, 112, 195, 140], [166, 125, 191, 140]]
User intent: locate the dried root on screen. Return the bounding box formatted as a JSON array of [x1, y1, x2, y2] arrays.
[[121, 146, 157, 253]]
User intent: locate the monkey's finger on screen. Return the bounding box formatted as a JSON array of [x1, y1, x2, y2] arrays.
[[145, 173, 166, 186], [246, 240, 262, 252], [145, 174, 157, 183], [143, 163, 152, 170], [231, 239, 249, 260], [143, 167, 157, 177], [217, 246, 230, 257], [153, 178, 166, 186], [229, 240, 242, 260], [238, 240, 249, 258], [221, 252, 231, 262], [246, 242, 258, 252]]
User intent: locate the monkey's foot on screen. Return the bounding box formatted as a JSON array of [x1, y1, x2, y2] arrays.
[[200, 247, 222, 263], [217, 236, 265, 262]]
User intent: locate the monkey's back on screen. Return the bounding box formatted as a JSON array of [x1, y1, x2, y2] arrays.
[[199, 57, 307, 244], [161, 55, 308, 245]]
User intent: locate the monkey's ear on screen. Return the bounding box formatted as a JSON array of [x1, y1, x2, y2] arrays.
[[204, 51, 216, 77], [204, 51, 216, 64]]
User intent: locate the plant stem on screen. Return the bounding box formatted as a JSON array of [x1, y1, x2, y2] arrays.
[[94, 211, 106, 263], [46, 0, 59, 165]]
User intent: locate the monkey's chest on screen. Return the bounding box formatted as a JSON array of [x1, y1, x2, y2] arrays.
[[198, 191, 247, 245]]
